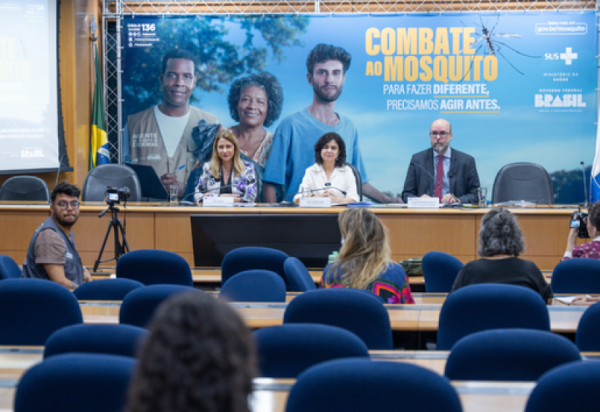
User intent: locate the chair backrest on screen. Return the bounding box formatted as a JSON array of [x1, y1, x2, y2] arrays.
[[551, 259, 600, 294], [221, 247, 289, 288], [525, 361, 600, 412], [286, 358, 462, 412], [0, 254, 22, 279], [492, 162, 554, 205], [15, 353, 135, 412], [117, 249, 193, 286], [44, 324, 147, 359], [576, 301, 600, 351], [283, 257, 317, 292], [345, 163, 363, 201], [73, 278, 144, 300], [253, 324, 369, 378], [220, 270, 286, 302], [0, 279, 83, 345], [283, 288, 393, 350], [119, 284, 201, 327], [422, 251, 464, 292], [81, 164, 141, 202], [0, 176, 50, 202], [437, 283, 550, 350], [445, 329, 581, 381]]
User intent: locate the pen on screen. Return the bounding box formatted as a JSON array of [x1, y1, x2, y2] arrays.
[[173, 164, 185, 173]]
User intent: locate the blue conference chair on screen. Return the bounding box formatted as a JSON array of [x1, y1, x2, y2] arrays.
[[220, 270, 286, 302], [576, 301, 600, 351], [119, 285, 201, 327], [283, 288, 393, 350], [286, 359, 462, 412], [0, 254, 21, 279], [0, 279, 83, 345], [525, 361, 600, 412], [437, 283, 550, 350], [422, 251, 463, 292], [551, 259, 600, 294], [283, 257, 317, 292], [221, 247, 289, 288], [73, 278, 144, 300], [253, 324, 369, 378], [445, 329, 581, 381], [44, 324, 147, 359], [117, 249, 193, 286], [15, 353, 135, 412]]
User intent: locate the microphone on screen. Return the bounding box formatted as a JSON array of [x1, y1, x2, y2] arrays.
[[581, 161, 589, 208], [194, 184, 240, 204], [409, 162, 460, 204]]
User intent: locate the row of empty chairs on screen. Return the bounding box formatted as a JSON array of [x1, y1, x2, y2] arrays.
[[3, 278, 600, 354], [422, 250, 600, 294], [0, 164, 142, 203]]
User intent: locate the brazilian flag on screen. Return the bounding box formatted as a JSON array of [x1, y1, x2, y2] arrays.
[[91, 44, 110, 167]]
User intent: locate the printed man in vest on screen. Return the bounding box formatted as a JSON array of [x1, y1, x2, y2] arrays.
[[123, 49, 218, 198], [22, 182, 92, 290]]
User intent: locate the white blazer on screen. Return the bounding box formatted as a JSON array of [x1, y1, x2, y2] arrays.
[[294, 163, 360, 202]]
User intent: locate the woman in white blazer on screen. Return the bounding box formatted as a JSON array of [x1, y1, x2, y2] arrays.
[[294, 132, 359, 205]]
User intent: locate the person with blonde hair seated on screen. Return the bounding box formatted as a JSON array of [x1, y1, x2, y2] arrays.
[[451, 208, 553, 304], [194, 130, 258, 203], [322, 208, 414, 304]]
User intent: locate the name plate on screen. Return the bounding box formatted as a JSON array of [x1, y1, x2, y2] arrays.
[[203, 196, 235, 207], [407, 197, 440, 209], [299, 197, 331, 208]]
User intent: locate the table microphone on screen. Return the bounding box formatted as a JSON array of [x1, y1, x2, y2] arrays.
[[409, 162, 460, 204], [279, 186, 348, 207]]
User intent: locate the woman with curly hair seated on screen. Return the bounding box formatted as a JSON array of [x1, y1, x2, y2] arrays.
[[126, 292, 256, 412], [451, 208, 553, 304]]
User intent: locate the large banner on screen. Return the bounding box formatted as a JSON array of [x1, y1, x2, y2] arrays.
[[121, 12, 597, 202]]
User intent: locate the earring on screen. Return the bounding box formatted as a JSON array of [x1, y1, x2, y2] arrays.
[[335, 157, 339, 162]]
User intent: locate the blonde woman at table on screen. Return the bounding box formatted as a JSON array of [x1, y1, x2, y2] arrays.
[[321, 208, 415, 304], [450, 208, 553, 304], [126, 292, 256, 412], [193, 130, 258, 203], [293, 132, 359, 205]]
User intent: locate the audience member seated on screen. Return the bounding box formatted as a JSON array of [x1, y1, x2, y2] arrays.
[[193, 130, 258, 203], [563, 201, 600, 261], [125, 291, 256, 412], [450, 208, 553, 304], [21, 182, 92, 291], [294, 132, 359, 205], [321, 208, 414, 304]]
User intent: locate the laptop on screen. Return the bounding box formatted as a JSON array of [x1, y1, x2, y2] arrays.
[[125, 163, 169, 201]]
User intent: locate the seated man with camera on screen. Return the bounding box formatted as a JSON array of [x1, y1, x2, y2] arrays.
[[564, 202, 600, 261], [21, 181, 92, 290]]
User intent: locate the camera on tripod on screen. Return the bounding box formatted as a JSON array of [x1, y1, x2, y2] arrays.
[[570, 211, 589, 238], [105, 186, 130, 205]]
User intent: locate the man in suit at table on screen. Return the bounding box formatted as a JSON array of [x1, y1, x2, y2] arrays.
[[21, 182, 91, 291], [401, 118, 480, 204]]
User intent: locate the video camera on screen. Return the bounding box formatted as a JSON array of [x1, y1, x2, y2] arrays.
[[570, 211, 589, 239], [105, 186, 130, 206]]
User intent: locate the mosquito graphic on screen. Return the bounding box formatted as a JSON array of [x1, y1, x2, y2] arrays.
[[462, 15, 540, 77]]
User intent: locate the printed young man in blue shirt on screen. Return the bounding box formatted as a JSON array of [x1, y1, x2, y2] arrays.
[[263, 44, 402, 203]]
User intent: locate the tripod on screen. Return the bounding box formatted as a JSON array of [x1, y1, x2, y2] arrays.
[[93, 203, 130, 272]]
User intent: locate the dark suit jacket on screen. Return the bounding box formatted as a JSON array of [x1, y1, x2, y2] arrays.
[[401, 148, 480, 204]]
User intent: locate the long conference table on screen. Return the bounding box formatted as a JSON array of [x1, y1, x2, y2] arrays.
[[0, 202, 582, 271], [0, 346, 597, 412], [79, 294, 588, 334]]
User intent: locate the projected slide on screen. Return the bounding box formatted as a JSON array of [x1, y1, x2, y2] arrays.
[[0, 0, 60, 173]]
